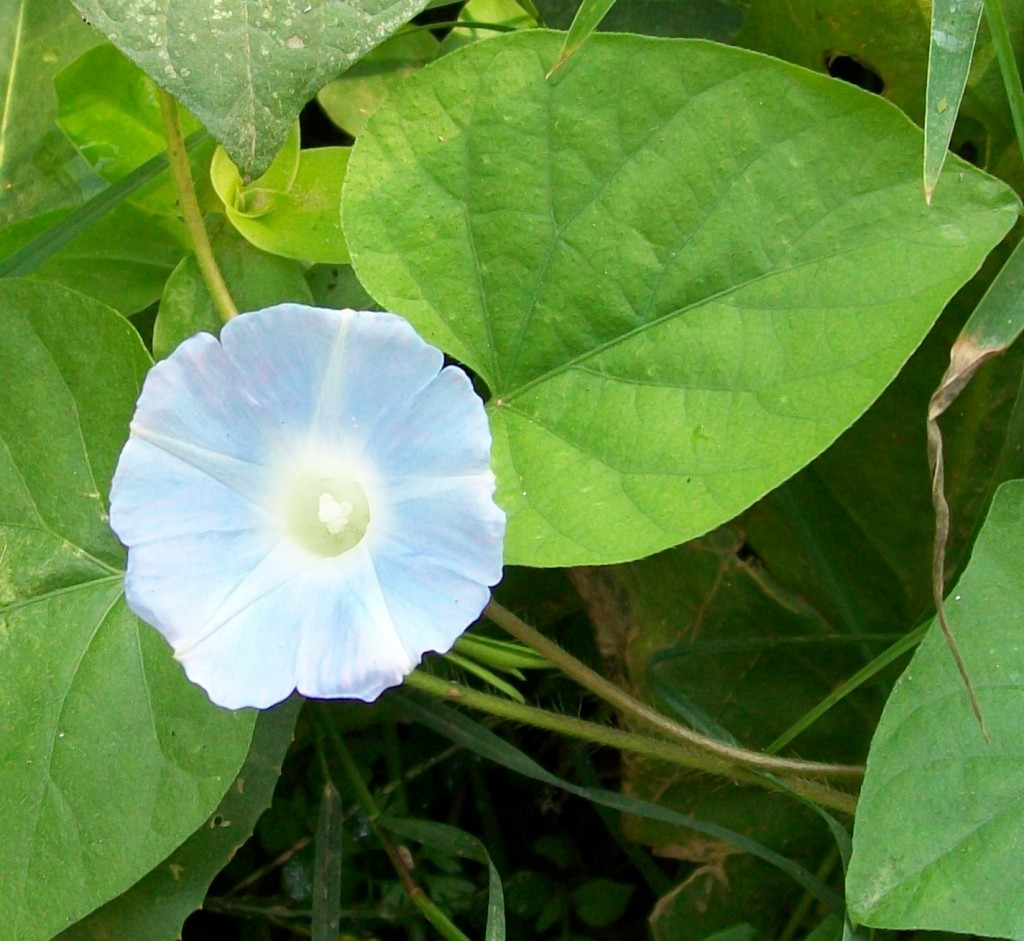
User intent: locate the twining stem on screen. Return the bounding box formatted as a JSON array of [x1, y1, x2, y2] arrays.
[[404, 672, 858, 815], [318, 712, 473, 941], [157, 88, 238, 323], [484, 599, 863, 783]]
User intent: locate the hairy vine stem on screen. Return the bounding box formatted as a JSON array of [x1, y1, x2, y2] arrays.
[[405, 671, 858, 815], [484, 599, 864, 784]]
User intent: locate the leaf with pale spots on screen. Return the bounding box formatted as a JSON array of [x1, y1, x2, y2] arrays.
[[72, 0, 434, 178]]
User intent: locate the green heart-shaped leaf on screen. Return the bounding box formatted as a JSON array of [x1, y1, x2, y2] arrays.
[[72, 0, 433, 178], [342, 31, 1019, 566], [0, 281, 255, 941]]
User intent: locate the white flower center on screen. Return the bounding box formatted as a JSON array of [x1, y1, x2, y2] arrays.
[[285, 474, 371, 557], [318, 493, 353, 534]]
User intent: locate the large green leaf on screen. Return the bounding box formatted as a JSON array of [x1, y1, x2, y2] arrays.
[[846, 478, 1024, 938], [342, 30, 1020, 567], [57, 699, 300, 941], [72, 0, 434, 179], [0, 1, 102, 225], [0, 280, 256, 941]]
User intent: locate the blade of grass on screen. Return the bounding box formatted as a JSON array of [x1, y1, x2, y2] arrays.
[[643, 633, 901, 750], [568, 748, 674, 897], [380, 817, 506, 941], [394, 692, 847, 917], [547, 0, 618, 76], [984, 0, 1024, 159], [766, 623, 928, 754], [317, 709, 474, 941], [0, 130, 209, 278], [924, 0, 983, 202], [312, 781, 343, 941]]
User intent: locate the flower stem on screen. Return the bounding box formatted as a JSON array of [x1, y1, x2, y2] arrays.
[[318, 711, 473, 941], [484, 599, 863, 782], [158, 88, 238, 323], [404, 671, 857, 815]]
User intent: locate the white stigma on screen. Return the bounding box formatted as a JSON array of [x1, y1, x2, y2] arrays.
[[318, 493, 353, 534]]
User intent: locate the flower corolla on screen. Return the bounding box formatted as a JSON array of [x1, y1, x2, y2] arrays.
[[110, 304, 506, 709]]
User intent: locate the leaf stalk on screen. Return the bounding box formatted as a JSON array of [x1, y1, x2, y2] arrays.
[[158, 88, 238, 323]]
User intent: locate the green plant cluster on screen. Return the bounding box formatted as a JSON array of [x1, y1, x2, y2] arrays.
[[4, 0, 1024, 939]]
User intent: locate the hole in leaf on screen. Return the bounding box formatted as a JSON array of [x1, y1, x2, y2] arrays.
[[823, 53, 885, 94], [299, 98, 352, 148], [957, 140, 980, 163], [951, 115, 989, 169], [736, 542, 760, 564]]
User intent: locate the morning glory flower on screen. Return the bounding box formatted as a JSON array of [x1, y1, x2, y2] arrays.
[[109, 304, 506, 710]]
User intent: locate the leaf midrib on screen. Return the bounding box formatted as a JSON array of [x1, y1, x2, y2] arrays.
[[492, 221, 944, 406], [0, 569, 122, 617], [0, 0, 27, 179]]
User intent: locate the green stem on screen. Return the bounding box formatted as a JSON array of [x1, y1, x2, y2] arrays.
[[158, 88, 238, 323], [985, 0, 1024, 161], [485, 599, 863, 782], [318, 712, 473, 941], [405, 672, 857, 815], [767, 622, 928, 754]]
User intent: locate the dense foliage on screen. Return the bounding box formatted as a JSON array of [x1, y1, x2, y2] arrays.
[[3, 1, 1024, 939]]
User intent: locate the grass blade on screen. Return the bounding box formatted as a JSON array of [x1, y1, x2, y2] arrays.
[[924, 0, 983, 202], [312, 781, 343, 941], [927, 233, 1024, 737], [984, 0, 1024, 161], [380, 817, 506, 941], [394, 692, 846, 917], [0, 130, 209, 278], [547, 0, 618, 76]]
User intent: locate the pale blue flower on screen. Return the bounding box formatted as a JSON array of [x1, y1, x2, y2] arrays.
[[110, 304, 505, 709]]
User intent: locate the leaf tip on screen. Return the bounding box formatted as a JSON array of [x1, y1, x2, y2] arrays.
[[545, 54, 568, 79]]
